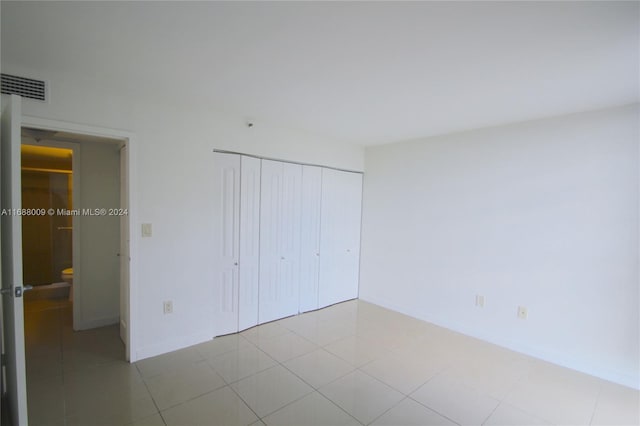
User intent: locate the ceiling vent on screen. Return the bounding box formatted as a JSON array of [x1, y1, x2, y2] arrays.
[[1, 74, 47, 102]]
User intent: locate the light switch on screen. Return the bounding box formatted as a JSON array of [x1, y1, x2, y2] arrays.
[[142, 223, 152, 237]]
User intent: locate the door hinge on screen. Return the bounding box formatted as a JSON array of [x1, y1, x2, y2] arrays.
[[1, 353, 6, 367]]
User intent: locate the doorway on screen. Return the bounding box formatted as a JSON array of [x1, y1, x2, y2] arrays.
[[1, 97, 137, 425], [19, 128, 129, 423]]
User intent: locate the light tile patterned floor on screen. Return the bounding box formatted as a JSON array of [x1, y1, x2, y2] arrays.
[[25, 298, 639, 425]]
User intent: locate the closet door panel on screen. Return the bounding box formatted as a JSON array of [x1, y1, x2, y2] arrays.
[[318, 169, 363, 308], [280, 162, 302, 317], [299, 166, 322, 313], [258, 160, 282, 324], [340, 171, 362, 301], [212, 153, 240, 336], [258, 160, 302, 323], [238, 156, 261, 331]]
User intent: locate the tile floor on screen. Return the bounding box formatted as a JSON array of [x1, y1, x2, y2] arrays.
[[25, 298, 639, 425]]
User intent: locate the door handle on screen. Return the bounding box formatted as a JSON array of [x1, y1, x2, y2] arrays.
[[1, 285, 32, 297]]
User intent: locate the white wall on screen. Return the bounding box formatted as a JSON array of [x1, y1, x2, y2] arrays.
[[6, 65, 364, 360], [360, 104, 639, 389], [77, 141, 121, 329]]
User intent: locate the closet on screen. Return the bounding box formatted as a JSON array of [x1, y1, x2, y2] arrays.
[[212, 152, 362, 336]]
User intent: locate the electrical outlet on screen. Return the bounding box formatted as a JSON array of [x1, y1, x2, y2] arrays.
[[163, 300, 173, 314], [142, 223, 153, 237], [475, 295, 485, 307], [517, 306, 527, 319]]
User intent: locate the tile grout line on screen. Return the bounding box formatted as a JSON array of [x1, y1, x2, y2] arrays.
[[227, 379, 270, 424], [277, 352, 364, 425], [134, 362, 167, 425], [405, 394, 462, 426], [233, 319, 365, 425], [137, 355, 233, 416], [203, 334, 292, 423], [364, 395, 409, 426], [480, 399, 501, 426], [588, 382, 605, 425], [400, 368, 463, 426]]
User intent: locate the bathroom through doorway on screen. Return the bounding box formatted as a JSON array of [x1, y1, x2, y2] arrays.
[[19, 125, 131, 422]]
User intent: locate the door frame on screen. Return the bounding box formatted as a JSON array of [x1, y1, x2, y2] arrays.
[[20, 116, 139, 362]]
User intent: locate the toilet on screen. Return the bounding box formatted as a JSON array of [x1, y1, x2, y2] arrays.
[[61, 268, 73, 301]]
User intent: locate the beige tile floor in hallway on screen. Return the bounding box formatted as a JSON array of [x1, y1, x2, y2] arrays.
[[25, 298, 639, 426]]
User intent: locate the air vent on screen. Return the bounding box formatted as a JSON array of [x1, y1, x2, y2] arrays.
[[1, 74, 47, 102]]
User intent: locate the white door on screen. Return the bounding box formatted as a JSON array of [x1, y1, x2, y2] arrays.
[[259, 160, 302, 323], [238, 156, 260, 331], [1, 95, 28, 425], [280, 162, 302, 317], [259, 160, 282, 324], [212, 153, 240, 336], [119, 144, 130, 360], [299, 166, 322, 313], [318, 169, 363, 308]]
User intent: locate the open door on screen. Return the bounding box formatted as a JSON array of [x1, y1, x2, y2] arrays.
[[119, 144, 130, 360], [1, 95, 28, 425]]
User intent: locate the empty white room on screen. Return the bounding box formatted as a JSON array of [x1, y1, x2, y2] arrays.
[[1, 1, 638, 426]]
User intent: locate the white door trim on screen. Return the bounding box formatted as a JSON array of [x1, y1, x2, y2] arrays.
[[20, 115, 139, 362]]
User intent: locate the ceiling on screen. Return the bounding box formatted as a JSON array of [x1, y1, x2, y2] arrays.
[[2, 1, 638, 146]]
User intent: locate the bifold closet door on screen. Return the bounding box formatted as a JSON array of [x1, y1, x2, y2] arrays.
[[318, 169, 363, 308], [259, 160, 302, 324], [212, 153, 240, 336], [238, 156, 261, 331], [299, 166, 322, 313]]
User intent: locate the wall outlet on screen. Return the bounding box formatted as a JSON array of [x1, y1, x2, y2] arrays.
[[142, 223, 153, 237], [517, 306, 527, 319], [163, 300, 173, 314], [475, 295, 485, 307]]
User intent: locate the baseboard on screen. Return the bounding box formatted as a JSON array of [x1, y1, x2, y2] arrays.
[[135, 330, 212, 361], [75, 315, 119, 331], [360, 295, 640, 390]]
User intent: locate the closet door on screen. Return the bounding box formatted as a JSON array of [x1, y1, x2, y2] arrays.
[[259, 160, 302, 323], [238, 156, 261, 331], [318, 169, 363, 308], [299, 166, 322, 313], [212, 153, 240, 336]]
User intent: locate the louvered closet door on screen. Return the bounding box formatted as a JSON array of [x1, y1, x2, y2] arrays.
[[299, 166, 322, 313], [318, 169, 363, 308], [238, 156, 261, 331], [259, 160, 302, 323], [212, 153, 240, 336]]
